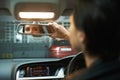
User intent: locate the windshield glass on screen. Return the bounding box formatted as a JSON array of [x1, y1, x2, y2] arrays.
[[0, 16, 77, 59]]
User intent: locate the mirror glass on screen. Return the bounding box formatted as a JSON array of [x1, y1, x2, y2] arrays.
[[17, 24, 55, 36]]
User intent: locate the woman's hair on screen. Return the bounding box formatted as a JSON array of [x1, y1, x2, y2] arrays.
[[73, 0, 120, 59]]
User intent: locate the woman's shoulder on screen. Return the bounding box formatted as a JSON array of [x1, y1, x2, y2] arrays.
[[71, 58, 120, 80]]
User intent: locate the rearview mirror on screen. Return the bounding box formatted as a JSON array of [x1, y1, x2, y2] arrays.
[[17, 23, 55, 36]]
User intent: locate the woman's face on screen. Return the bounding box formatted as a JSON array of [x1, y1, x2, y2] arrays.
[[24, 25, 40, 35], [69, 14, 85, 52]]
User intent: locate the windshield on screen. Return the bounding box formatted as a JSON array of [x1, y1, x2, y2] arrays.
[[0, 16, 76, 59]]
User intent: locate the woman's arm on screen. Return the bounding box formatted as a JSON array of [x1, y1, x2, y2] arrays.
[[49, 22, 70, 40]]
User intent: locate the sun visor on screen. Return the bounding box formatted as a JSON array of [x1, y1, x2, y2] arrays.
[[0, 0, 11, 16]]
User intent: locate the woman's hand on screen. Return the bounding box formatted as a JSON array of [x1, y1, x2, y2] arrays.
[[49, 22, 70, 40]]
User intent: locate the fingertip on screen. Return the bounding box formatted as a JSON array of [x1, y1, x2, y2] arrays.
[[48, 22, 53, 25]]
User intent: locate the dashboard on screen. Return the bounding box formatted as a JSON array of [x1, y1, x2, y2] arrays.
[[16, 62, 65, 80], [0, 55, 75, 80]]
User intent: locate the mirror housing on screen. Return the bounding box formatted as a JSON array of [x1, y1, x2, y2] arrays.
[[17, 23, 55, 36]]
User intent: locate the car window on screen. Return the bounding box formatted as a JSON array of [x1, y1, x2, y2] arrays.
[[0, 16, 77, 59]]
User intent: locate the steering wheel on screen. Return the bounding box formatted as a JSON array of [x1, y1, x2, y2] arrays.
[[66, 52, 86, 75]]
